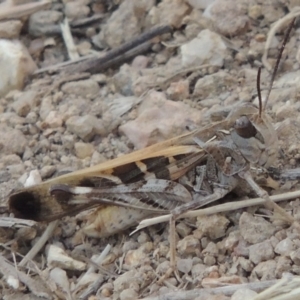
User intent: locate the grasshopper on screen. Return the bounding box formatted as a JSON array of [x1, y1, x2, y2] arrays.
[[8, 19, 296, 255]]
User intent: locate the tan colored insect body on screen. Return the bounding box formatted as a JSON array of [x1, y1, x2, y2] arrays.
[[9, 101, 285, 237], [9, 20, 296, 238]]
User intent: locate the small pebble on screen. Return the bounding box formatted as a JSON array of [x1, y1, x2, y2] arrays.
[[274, 238, 296, 256], [177, 258, 193, 273], [177, 235, 201, 256], [249, 240, 275, 264]]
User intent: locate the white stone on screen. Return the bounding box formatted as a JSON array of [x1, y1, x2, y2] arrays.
[[49, 268, 70, 296], [74, 142, 94, 159], [203, 0, 249, 36], [0, 20, 22, 39], [24, 170, 42, 187], [66, 115, 97, 141], [0, 39, 36, 97], [61, 79, 100, 100], [186, 0, 216, 9], [274, 238, 295, 256], [181, 29, 227, 68], [6, 275, 19, 289], [47, 245, 86, 271], [44, 111, 63, 128], [231, 288, 257, 300], [0, 124, 27, 155]]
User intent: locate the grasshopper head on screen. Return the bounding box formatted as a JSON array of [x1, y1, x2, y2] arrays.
[[229, 104, 279, 168]]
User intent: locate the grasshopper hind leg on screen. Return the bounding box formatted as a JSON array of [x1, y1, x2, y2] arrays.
[[159, 186, 235, 284], [160, 171, 238, 284]]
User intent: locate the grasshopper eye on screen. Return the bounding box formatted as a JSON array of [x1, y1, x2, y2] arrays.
[[234, 116, 257, 138]]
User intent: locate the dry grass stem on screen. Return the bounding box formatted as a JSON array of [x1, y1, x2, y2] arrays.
[[254, 274, 300, 300], [60, 18, 80, 60], [0, 217, 36, 228], [18, 220, 58, 267], [74, 244, 111, 291], [0, 0, 51, 20], [139, 278, 280, 300], [0, 254, 51, 298], [134, 190, 300, 232], [262, 7, 300, 70]]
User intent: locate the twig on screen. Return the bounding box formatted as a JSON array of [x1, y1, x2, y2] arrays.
[[133, 190, 300, 233], [80, 41, 152, 73], [10, 14, 104, 38], [33, 52, 98, 74], [79, 276, 104, 300], [71, 14, 104, 28], [19, 220, 58, 267], [75, 24, 172, 73], [0, 217, 36, 228], [139, 279, 279, 300], [73, 246, 113, 299], [35, 41, 152, 75], [74, 244, 111, 291], [262, 8, 300, 71], [60, 18, 79, 60], [0, 0, 51, 20], [0, 254, 51, 299], [34, 24, 172, 75], [254, 274, 300, 300]]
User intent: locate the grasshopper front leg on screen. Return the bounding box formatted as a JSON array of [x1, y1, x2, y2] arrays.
[[240, 170, 294, 224], [193, 134, 295, 226]]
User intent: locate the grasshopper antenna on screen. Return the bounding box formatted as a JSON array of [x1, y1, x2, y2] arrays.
[[257, 67, 262, 118], [261, 18, 296, 116]]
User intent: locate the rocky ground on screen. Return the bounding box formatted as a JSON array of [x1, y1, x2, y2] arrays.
[[2, 0, 300, 299]]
